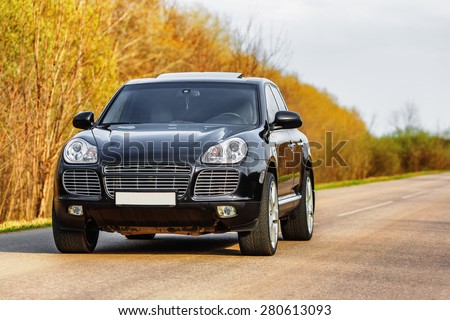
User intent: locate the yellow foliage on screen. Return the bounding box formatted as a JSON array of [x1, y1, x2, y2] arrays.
[[1, 0, 447, 222], [0, 0, 119, 221]]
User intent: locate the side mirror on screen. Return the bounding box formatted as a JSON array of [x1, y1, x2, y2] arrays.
[[272, 111, 302, 130], [73, 111, 94, 130]]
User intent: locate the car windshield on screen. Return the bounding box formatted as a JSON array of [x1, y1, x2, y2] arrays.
[[100, 82, 259, 125]]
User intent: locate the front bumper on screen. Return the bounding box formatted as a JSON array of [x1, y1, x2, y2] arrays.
[[54, 158, 267, 234]]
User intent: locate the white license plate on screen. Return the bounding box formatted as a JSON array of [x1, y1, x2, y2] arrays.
[[115, 192, 176, 206]]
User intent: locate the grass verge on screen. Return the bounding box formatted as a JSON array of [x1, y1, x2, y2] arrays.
[[0, 218, 52, 233], [316, 170, 450, 191]]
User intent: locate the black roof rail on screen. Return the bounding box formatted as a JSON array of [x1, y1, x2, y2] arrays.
[[157, 72, 243, 79]]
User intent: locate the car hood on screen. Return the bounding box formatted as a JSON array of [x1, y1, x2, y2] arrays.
[[91, 123, 259, 164]]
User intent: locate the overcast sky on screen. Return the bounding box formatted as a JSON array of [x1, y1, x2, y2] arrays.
[[176, 0, 450, 135]]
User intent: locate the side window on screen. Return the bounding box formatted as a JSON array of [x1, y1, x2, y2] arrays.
[[265, 85, 280, 123], [270, 86, 288, 111]]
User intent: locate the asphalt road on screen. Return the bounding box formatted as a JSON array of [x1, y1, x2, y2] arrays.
[[0, 173, 449, 299]]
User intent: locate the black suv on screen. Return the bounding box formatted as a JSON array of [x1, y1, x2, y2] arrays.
[[53, 72, 315, 256]]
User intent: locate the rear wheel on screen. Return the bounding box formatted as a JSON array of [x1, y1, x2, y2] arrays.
[[281, 170, 314, 240], [125, 234, 156, 240], [238, 172, 279, 256], [52, 205, 99, 253]]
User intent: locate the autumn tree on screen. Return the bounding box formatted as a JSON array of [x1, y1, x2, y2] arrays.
[[0, 0, 118, 221]]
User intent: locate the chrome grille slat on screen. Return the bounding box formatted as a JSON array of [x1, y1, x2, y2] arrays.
[[62, 170, 101, 197], [103, 163, 191, 199], [104, 163, 191, 174], [194, 169, 240, 197]]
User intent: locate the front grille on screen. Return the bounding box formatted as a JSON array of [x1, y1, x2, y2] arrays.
[[103, 163, 192, 199], [194, 169, 240, 197], [104, 163, 191, 174], [62, 170, 101, 196]]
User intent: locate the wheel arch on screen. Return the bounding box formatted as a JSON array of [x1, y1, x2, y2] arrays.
[[305, 158, 315, 209], [266, 159, 278, 185], [300, 156, 315, 209]]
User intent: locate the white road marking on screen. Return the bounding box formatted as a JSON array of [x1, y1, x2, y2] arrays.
[[338, 201, 394, 217], [401, 191, 427, 199]]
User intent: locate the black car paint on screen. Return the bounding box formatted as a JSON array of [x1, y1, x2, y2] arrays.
[[54, 77, 313, 236]]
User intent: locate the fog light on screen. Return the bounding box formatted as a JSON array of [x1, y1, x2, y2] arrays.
[[216, 205, 237, 218], [68, 205, 84, 216]]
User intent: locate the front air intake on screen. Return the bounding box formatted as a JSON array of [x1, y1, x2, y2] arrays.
[[194, 169, 240, 197]]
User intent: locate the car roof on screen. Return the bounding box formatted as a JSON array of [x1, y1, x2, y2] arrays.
[[124, 72, 270, 86], [157, 72, 244, 79]]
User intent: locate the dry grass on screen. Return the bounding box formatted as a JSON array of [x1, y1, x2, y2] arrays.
[[0, 218, 51, 233]]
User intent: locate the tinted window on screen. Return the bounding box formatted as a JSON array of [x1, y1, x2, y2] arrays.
[[265, 85, 279, 123], [270, 85, 288, 111], [101, 82, 258, 125]]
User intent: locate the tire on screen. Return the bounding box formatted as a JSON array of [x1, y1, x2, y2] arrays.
[[238, 172, 279, 256], [281, 170, 314, 240], [125, 234, 156, 240], [52, 205, 99, 253]]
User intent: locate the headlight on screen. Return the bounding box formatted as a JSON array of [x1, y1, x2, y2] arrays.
[[64, 138, 98, 164], [202, 138, 247, 164]]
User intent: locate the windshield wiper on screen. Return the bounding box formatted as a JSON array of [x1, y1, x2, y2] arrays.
[[170, 120, 193, 124], [99, 122, 138, 126]]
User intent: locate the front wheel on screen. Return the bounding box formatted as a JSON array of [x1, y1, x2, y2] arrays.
[[52, 205, 99, 253], [281, 170, 314, 240], [238, 172, 279, 256]]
